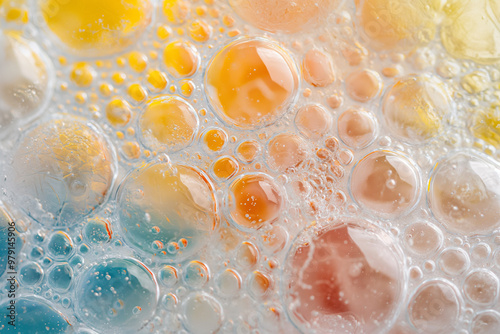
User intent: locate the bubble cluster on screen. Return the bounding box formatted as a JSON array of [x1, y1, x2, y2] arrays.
[[3, 0, 500, 332]]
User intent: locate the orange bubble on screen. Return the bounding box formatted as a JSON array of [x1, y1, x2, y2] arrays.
[[229, 0, 337, 33], [212, 156, 239, 180], [236, 140, 261, 164], [227, 173, 283, 230], [337, 108, 377, 149], [266, 133, 308, 172], [163, 40, 200, 78], [146, 69, 168, 92], [295, 104, 332, 139], [140, 96, 198, 152], [345, 69, 382, 102], [303, 49, 335, 87], [203, 128, 227, 152], [205, 38, 299, 129]]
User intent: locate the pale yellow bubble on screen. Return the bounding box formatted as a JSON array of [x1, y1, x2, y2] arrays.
[[140, 95, 198, 152], [382, 75, 452, 143]]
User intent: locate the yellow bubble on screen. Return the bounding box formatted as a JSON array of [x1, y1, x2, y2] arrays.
[[357, 0, 440, 51], [229, 0, 337, 33], [146, 70, 168, 92], [441, 0, 500, 64], [122, 141, 141, 160], [188, 20, 212, 43], [140, 95, 198, 152], [40, 0, 153, 57], [470, 106, 500, 148], [236, 140, 261, 164], [70, 62, 95, 87], [163, 40, 200, 78], [128, 51, 148, 73], [205, 38, 299, 129], [162, 0, 189, 24], [127, 83, 148, 103], [106, 99, 132, 128], [382, 75, 452, 143]]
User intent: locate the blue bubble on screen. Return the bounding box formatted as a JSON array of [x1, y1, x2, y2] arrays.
[[19, 262, 43, 286], [48, 263, 73, 292], [0, 297, 72, 333], [47, 232, 74, 260], [75, 257, 159, 332]]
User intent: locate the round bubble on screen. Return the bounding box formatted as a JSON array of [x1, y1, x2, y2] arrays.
[[48, 263, 73, 292], [47, 232, 74, 260], [116, 162, 218, 261], [75, 257, 159, 332], [19, 262, 44, 286], [408, 279, 460, 334], [182, 293, 224, 334], [428, 151, 500, 235], [0, 297, 71, 333], [283, 217, 405, 333], [6, 117, 117, 227]]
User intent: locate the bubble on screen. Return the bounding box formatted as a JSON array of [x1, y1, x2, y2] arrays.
[[350, 150, 421, 218], [382, 75, 452, 143], [266, 133, 308, 172], [163, 40, 200, 78], [189, 20, 213, 43], [295, 104, 332, 140], [229, 0, 337, 33], [0, 297, 71, 333], [84, 218, 112, 244], [48, 263, 73, 292], [48, 232, 74, 260], [7, 117, 116, 227], [236, 140, 261, 164], [146, 69, 168, 92], [205, 38, 299, 129], [158, 265, 178, 287], [428, 151, 500, 235], [182, 293, 224, 334], [404, 222, 443, 257], [408, 280, 461, 334], [471, 243, 491, 262], [441, 0, 500, 64], [106, 99, 132, 128], [75, 258, 159, 332], [236, 241, 260, 269], [345, 69, 382, 103], [261, 225, 288, 254], [139, 96, 199, 152], [211, 156, 239, 180], [283, 218, 405, 333], [226, 173, 283, 230], [337, 108, 378, 149], [184, 261, 210, 288], [303, 49, 335, 87], [472, 311, 500, 334], [217, 269, 241, 298], [463, 270, 499, 306], [438, 247, 470, 276], [470, 106, 500, 148], [19, 262, 44, 286], [40, 0, 153, 57], [70, 62, 95, 87], [248, 270, 272, 298], [116, 162, 217, 261], [356, 0, 440, 51], [203, 128, 228, 152], [0, 32, 53, 136]]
